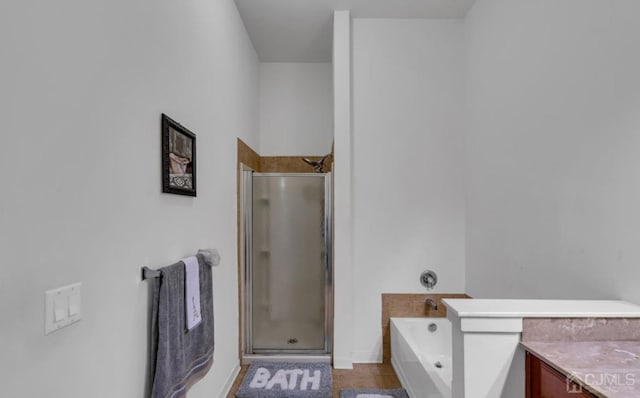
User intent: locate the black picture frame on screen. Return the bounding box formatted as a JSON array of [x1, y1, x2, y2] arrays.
[[162, 114, 197, 197]]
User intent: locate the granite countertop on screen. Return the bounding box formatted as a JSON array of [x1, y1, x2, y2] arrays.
[[442, 299, 640, 318], [521, 340, 640, 398]]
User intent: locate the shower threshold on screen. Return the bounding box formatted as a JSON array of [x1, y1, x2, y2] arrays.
[[242, 354, 331, 365]]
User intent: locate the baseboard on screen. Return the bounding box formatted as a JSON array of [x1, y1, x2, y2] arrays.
[[351, 350, 382, 364], [218, 363, 241, 398], [332, 356, 354, 369]]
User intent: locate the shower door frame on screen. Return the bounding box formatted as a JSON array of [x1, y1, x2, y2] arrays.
[[242, 171, 333, 356]]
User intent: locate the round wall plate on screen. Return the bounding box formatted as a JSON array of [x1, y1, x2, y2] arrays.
[[420, 270, 438, 289]]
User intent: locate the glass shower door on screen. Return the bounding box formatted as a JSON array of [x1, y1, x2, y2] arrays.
[[249, 173, 329, 353]]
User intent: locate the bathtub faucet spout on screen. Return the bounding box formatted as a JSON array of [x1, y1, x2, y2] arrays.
[[425, 298, 438, 311]]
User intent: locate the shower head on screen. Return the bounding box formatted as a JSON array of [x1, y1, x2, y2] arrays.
[[302, 155, 328, 173]]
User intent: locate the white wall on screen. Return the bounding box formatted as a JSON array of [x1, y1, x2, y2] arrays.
[[259, 62, 333, 156], [465, 0, 640, 304], [0, 0, 258, 396], [351, 19, 466, 362]]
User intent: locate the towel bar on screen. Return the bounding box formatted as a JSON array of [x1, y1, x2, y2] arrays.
[[142, 266, 162, 280], [141, 249, 220, 281]]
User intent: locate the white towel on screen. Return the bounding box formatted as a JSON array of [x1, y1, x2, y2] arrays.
[[183, 256, 202, 331]]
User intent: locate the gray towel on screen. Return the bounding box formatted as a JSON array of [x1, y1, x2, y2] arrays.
[[150, 253, 214, 398]]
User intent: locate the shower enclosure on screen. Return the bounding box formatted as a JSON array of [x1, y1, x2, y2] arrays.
[[242, 171, 332, 357]]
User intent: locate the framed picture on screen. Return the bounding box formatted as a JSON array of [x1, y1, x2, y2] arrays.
[[162, 114, 197, 196]]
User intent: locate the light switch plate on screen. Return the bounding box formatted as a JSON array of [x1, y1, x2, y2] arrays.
[[68, 293, 80, 316], [45, 282, 82, 335], [54, 297, 67, 322]]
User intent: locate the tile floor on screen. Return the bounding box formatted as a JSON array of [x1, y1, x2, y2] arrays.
[[227, 363, 402, 398]]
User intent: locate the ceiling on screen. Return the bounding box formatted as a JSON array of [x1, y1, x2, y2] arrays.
[[234, 0, 477, 62]]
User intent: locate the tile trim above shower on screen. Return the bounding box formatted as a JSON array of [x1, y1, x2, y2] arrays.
[[238, 136, 333, 174]]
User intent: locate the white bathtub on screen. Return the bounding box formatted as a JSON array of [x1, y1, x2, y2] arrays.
[[390, 318, 452, 398]]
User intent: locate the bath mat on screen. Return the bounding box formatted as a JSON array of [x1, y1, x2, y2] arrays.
[[339, 389, 409, 398], [236, 361, 332, 398]]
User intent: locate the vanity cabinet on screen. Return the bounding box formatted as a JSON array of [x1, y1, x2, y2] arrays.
[[526, 352, 597, 398]]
